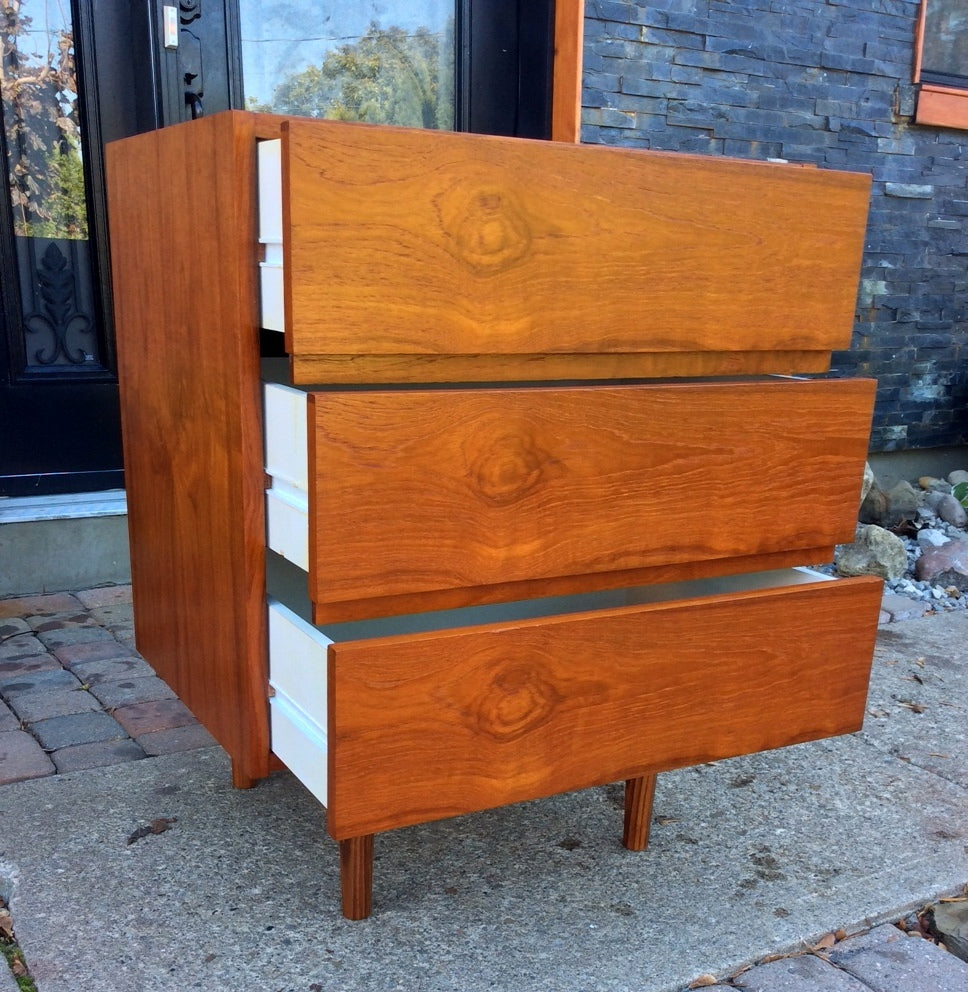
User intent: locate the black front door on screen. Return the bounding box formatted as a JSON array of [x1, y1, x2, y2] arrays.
[[0, 0, 241, 497], [0, 0, 122, 496], [0, 0, 553, 497]]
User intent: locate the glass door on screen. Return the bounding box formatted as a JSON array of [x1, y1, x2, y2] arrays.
[[0, 0, 122, 495], [238, 0, 554, 138], [240, 1, 456, 129], [3, 0, 100, 368]]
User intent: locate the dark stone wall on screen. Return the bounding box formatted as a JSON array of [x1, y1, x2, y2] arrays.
[[580, 0, 968, 453]]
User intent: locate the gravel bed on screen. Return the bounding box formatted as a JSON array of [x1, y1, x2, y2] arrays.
[[886, 515, 968, 613], [816, 476, 968, 614]]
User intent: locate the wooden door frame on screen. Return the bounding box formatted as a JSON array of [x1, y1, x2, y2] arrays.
[[552, 0, 584, 142]]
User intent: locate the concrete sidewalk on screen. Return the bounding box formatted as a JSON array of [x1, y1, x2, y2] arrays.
[[0, 607, 966, 991]]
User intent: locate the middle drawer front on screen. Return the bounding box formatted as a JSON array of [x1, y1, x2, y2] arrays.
[[264, 377, 875, 619]]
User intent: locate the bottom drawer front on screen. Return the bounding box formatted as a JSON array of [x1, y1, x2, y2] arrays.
[[327, 575, 882, 840]]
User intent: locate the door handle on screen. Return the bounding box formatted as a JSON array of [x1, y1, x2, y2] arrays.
[[184, 72, 204, 119]]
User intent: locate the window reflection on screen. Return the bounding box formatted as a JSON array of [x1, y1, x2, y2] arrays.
[[2, 0, 88, 238], [921, 0, 968, 87], [239, 2, 455, 129], [1, 0, 100, 369]]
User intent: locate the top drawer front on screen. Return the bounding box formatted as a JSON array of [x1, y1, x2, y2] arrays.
[[307, 378, 875, 616], [282, 120, 870, 382]]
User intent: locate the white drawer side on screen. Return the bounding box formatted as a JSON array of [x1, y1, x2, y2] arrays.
[[257, 139, 285, 331], [266, 491, 309, 571], [268, 597, 329, 728], [270, 694, 328, 806], [264, 382, 310, 567], [263, 382, 308, 490], [268, 598, 331, 805]]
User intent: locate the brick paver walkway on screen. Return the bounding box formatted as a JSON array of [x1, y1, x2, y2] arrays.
[[0, 586, 215, 784]]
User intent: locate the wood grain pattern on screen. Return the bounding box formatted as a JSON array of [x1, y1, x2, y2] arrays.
[[307, 378, 875, 615], [288, 349, 834, 386], [309, 546, 843, 624], [339, 835, 374, 920], [282, 118, 870, 374], [106, 111, 278, 786], [326, 575, 883, 839], [623, 775, 657, 851], [552, 0, 584, 142]]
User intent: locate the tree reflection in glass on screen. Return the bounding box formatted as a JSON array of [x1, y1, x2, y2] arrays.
[[240, 2, 455, 129], [2, 0, 87, 238], [2, 0, 99, 368]]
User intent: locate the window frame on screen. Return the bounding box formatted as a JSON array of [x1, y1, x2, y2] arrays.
[[913, 0, 968, 128], [552, 0, 583, 142]]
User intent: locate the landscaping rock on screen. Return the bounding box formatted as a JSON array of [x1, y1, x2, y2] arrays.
[[915, 539, 968, 592], [858, 480, 888, 526], [919, 475, 950, 493], [918, 528, 951, 549], [948, 469, 968, 487], [931, 899, 968, 963], [860, 479, 919, 530], [836, 524, 908, 580], [941, 495, 968, 529], [879, 593, 930, 622], [920, 490, 967, 526], [860, 461, 874, 504]]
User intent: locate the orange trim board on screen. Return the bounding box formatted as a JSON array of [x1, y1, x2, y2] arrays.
[[916, 84, 968, 130]]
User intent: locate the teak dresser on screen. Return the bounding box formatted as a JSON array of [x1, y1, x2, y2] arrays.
[[106, 111, 882, 919]]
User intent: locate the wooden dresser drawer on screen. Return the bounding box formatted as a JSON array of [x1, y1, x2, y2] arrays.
[[261, 120, 871, 384], [263, 377, 875, 621], [264, 568, 882, 840]]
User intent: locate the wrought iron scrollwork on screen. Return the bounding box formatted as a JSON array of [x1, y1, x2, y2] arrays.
[[24, 241, 95, 366]]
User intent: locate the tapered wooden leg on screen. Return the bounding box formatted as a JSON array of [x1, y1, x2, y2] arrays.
[[339, 835, 374, 920], [231, 763, 256, 790], [623, 774, 657, 851]]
